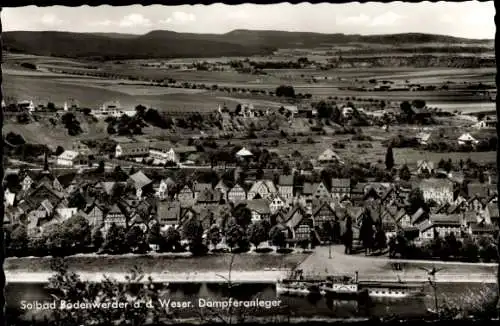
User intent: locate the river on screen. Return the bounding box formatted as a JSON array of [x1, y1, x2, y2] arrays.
[[6, 281, 497, 322]]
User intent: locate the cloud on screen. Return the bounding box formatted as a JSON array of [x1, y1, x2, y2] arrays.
[[336, 11, 404, 27], [370, 11, 404, 26], [40, 13, 64, 26], [227, 10, 251, 20], [89, 20, 114, 27], [119, 13, 152, 28], [159, 11, 196, 25], [336, 14, 370, 26]]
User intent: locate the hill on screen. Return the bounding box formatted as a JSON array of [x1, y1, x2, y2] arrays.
[[2, 30, 493, 60]]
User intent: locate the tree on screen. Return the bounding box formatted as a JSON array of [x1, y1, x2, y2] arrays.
[[7, 224, 28, 256], [408, 188, 428, 215], [91, 229, 104, 251], [385, 146, 395, 170], [231, 204, 252, 228], [208, 226, 222, 250], [102, 223, 126, 254], [67, 191, 87, 210], [399, 164, 411, 181], [96, 160, 105, 174], [247, 222, 268, 250], [135, 105, 147, 117], [47, 102, 56, 111], [164, 227, 181, 252], [343, 215, 353, 254], [269, 226, 286, 250], [374, 225, 387, 252], [125, 225, 148, 254], [55, 146, 65, 156], [183, 218, 205, 255], [225, 220, 246, 252], [359, 212, 375, 255], [275, 85, 295, 98]]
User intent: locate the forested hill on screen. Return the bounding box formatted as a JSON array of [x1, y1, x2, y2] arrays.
[[2, 30, 493, 60]]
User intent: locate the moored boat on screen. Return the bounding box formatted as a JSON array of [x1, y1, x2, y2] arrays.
[[359, 281, 426, 300]]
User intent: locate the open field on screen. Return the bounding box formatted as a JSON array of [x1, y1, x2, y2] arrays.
[[4, 74, 238, 110], [4, 253, 309, 274], [394, 148, 497, 165]]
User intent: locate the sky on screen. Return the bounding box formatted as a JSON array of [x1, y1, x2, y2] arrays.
[[1, 1, 495, 39]]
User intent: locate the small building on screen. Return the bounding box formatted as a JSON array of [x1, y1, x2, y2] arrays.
[[247, 180, 278, 200], [56, 150, 88, 167], [278, 175, 294, 205], [214, 180, 230, 201], [416, 160, 434, 175], [156, 201, 182, 229], [419, 178, 454, 205], [156, 178, 176, 200], [177, 185, 195, 207], [115, 143, 149, 158], [458, 133, 479, 146], [128, 171, 153, 198], [246, 199, 272, 223], [418, 214, 462, 240], [285, 206, 314, 245], [318, 149, 342, 164], [227, 184, 247, 203], [269, 194, 287, 214], [84, 202, 106, 228], [330, 178, 351, 201], [236, 147, 253, 159], [415, 132, 432, 146]]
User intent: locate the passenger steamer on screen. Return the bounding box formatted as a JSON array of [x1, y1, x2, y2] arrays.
[[276, 270, 425, 301]]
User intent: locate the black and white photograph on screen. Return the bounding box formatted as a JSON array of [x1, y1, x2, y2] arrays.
[[1, 1, 499, 325]]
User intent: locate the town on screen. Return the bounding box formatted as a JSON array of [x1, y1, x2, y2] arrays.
[[3, 96, 499, 263]]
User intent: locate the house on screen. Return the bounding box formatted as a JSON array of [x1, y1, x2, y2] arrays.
[[278, 175, 294, 204], [71, 141, 92, 155], [418, 214, 462, 240], [269, 194, 287, 214], [246, 199, 272, 223], [312, 202, 338, 240], [84, 202, 106, 228], [285, 206, 314, 245], [177, 185, 195, 206], [102, 203, 128, 236], [115, 143, 149, 158], [303, 182, 331, 202], [196, 189, 223, 206], [317, 149, 342, 164], [419, 178, 454, 205], [214, 180, 230, 201], [468, 222, 498, 238], [486, 203, 499, 226], [26, 183, 65, 208], [56, 150, 87, 167], [56, 207, 78, 220], [128, 171, 153, 198], [236, 147, 253, 159], [193, 182, 213, 200], [247, 180, 277, 200], [458, 133, 479, 146], [410, 207, 428, 226], [415, 132, 432, 146], [227, 184, 247, 203], [330, 178, 351, 201], [156, 201, 182, 229], [4, 188, 16, 208], [149, 147, 178, 165], [416, 160, 434, 175], [156, 178, 176, 199], [467, 183, 497, 200]]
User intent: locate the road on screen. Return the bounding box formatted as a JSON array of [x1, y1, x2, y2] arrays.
[[297, 245, 497, 283]]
